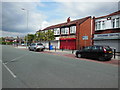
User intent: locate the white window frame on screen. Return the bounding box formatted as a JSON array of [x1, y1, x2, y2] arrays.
[[70, 26, 76, 34], [45, 30, 48, 33], [54, 28, 60, 35], [98, 21, 101, 30], [116, 18, 119, 28], [112, 19, 115, 28], [61, 28, 65, 34], [65, 27, 69, 34], [102, 21, 105, 30]]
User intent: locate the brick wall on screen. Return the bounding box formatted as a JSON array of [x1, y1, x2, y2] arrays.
[[76, 18, 93, 49]]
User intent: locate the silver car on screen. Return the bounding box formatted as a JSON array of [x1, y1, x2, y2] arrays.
[[28, 43, 45, 52]]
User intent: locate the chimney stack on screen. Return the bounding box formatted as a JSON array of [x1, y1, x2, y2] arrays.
[[67, 17, 70, 23]]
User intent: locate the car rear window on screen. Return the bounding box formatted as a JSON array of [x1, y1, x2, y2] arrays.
[[103, 46, 111, 50], [92, 46, 101, 50], [37, 43, 43, 45]]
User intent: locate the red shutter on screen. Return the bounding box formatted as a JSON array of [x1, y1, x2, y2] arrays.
[[60, 39, 76, 50]]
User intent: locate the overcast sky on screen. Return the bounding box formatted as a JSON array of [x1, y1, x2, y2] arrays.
[[1, 0, 119, 37]]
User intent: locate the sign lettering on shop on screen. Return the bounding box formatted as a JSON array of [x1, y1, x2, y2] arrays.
[[60, 35, 76, 39], [94, 33, 120, 40]]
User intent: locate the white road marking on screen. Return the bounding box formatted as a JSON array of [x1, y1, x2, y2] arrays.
[[1, 53, 29, 78], [10, 53, 29, 62], [2, 63, 17, 78]]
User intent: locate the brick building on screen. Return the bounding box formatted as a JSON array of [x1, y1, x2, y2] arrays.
[[93, 10, 120, 52], [39, 16, 94, 50]]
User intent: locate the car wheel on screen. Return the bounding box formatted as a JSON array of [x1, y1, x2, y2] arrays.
[[29, 47, 31, 51], [34, 49, 37, 52], [41, 49, 44, 51], [77, 53, 82, 58], [98, 57, 105, 61]]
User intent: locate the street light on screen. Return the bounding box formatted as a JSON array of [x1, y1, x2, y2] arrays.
[[21, 8, 29, 48]]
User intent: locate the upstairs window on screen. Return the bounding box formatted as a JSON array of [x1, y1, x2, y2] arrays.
[[61, 27, 69, 34], [112, 19, 115, 28], [54, 28, 60, 35], [116, 18, 119, 28], [70, 26, 76, 34], [98, 21, 101, 30], [95, 22, 98, 30], [65, 27, 69, 34], [61, 28, 65, 34], [102, 21, 105, 29], [57, 28, 60, 35], [45, 30, 48, 33], [95, 21, 101, 30]]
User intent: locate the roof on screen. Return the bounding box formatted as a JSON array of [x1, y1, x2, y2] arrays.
[[95, 10, 120, 19], [42, 16, 91, 31]]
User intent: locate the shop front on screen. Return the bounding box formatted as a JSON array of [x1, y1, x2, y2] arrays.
[[94, 33, 120, 52], [60, 38, 76, 50]]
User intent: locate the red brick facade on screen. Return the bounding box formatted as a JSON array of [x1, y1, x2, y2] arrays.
[[40, 16, 94, 50], [76, 17, 94, 49]]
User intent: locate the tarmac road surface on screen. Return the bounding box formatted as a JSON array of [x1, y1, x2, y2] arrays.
[[2, 45, 119, 88]]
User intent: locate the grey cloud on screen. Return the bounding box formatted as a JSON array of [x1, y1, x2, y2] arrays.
[[58, 2, 118, 19], [2, 2, 33, 33], [2, 2, 44, 35]]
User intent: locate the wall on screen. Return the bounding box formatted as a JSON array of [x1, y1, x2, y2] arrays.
[[95, 14, 120, 31], [41, 41, 60, 49], [76, 18, 93, 49]]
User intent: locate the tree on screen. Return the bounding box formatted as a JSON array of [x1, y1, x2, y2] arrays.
[[45, 30, 55, 41], [0, 37, 5, 42], [34, 30, 55, 42], [34, 31, 45, 42], [24, 34, 35, 44], [44, 30, 55, 50]]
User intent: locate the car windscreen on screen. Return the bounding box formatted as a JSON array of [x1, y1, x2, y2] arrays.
[[37, 43, 43, 45]]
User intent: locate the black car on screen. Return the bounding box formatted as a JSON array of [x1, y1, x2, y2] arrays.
[[75, 45, 113, 61]]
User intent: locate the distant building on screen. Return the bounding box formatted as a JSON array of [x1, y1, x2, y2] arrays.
[[39, 16, 94, 50], [93, 10, 120, 52], [4, 37, 15, 42]]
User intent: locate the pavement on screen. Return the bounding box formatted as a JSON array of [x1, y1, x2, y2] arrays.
[[15, 45, 120, 61]]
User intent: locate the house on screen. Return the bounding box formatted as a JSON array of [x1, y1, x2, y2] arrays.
[[39, 16, 94, 50], [93, 10, 120, 52]]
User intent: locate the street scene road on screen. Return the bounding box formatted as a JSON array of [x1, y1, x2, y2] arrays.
[[2, 45, 119, 88]]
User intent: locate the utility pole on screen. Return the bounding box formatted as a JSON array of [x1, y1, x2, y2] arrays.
[[22, 8, 29, 48]]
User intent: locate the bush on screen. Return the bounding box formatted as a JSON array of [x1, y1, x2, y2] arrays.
[[0, 42, 13, 45], [2, 42, 6, 45]]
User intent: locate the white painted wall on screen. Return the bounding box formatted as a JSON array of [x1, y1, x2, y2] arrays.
[[95, 14, 120, 31], [41, 40, 60, 49]]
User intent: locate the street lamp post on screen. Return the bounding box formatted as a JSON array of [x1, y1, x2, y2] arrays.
[[22, 8, 29, 48]]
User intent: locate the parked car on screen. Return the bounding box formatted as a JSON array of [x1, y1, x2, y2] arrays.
[[75, 45, 113, 61], [28, 43, 45, 52], [21, 43, 26, 46]]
